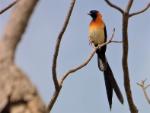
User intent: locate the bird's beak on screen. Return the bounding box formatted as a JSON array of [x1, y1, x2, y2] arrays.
[[87, 12, 91, 16]]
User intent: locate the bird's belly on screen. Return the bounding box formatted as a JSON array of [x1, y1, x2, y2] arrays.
[[89, 29, 105, 45]]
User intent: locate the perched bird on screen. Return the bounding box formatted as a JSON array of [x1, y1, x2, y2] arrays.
[[88, 10, 124, 109]]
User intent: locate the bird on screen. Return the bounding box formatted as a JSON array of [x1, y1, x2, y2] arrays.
[[88, 10, 124, 109]]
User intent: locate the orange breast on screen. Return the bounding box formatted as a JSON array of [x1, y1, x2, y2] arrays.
[[89, 17, 105, 45]]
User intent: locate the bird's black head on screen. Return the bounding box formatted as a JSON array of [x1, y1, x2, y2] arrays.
[[88, 10, 99, 20]]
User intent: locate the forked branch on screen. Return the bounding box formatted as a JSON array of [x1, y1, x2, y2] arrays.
[[52, 0, 76, 90], [137, 79, 150, 104], [48, 0, 76, 112]]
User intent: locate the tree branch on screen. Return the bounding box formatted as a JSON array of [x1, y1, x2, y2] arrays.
[[122, 14, 138, 113], [52, 0, 76, 90], [111, 40, 122, 43], [129, 2, 150, 17], [122, 10, 138, 113], [104, 0, 124, 14], [125, 0, 134, 13], [59, 28, 116, 85], [0, 0, 18, 15], [137, 79, 150, 104], [47, 87, 61, 113], [47, 0, 76, 112], [1, 0, 38, 62]]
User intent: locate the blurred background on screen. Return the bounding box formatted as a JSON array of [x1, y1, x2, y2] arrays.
[[0, 0, 150, 113]]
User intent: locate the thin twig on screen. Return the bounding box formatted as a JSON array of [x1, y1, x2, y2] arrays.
[[0, 0, 18, 15], [129, 3, 150, 17], [137, 79, 150, 104], [111, 40, 122, 43], [59, 29, 116, 86], [104, 0, 124, 14], [59, 47, 96, 85], [52, 0, 76, 90]]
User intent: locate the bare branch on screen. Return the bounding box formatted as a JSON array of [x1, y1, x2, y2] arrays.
[[111, 40, 122, 43], [1, 0, 38, 62], [122, 14, 138, 113], [121, 1, 139, 112], [137, 80, 150, 104], [47, 87, 61, 113], [104, 0, 124, 14], [129, 2, 150, 17], [52, 0, 76, 90], [125, 0, 134, 13], [0, 0, 18, 15], [59, 29, 116, 85]]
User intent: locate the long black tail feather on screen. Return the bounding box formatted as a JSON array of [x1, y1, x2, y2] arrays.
[[104, 63, 124, 106], [104, 73, 113, 109], [97, 53, 124, 109]]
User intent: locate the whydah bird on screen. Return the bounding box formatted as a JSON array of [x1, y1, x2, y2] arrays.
[[88, 10, 124, 109]]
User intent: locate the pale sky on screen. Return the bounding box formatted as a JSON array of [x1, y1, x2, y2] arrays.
[[0, 0, 150, 113]]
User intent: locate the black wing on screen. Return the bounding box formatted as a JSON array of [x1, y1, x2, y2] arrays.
[[104, 25, 107, 42], [98, 25, 107, 54]]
